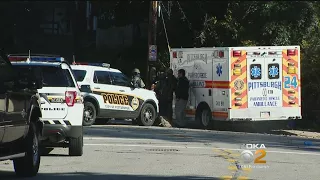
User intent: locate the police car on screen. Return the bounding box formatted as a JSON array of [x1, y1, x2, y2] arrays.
[[71, 62, 159, 126], [8, 54, 84, 156]]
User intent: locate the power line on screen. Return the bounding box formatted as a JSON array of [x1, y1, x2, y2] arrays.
[[176, 1, 192, 30], [160, 1, 170, 52]]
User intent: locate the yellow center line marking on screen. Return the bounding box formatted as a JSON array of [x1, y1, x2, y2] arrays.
[[228, 166, 238, 171], [220, 176, 233, 180]]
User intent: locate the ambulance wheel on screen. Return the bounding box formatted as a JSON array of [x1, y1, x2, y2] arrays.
[[197, 107, 213, 129], [83, 102, 96, 126], [138, 103, 156, 126]]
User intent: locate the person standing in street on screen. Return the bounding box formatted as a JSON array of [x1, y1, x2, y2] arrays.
[[131, 68, 145, 88], [165, 69, 177, 123], [174, 69, 189, 128]]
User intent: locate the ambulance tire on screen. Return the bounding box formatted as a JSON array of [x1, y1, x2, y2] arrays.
[[197, 107, 213, 129], [138, 103, 156, 126]]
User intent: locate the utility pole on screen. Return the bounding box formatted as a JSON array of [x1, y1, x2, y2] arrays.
[[146, 1, 158, 88]]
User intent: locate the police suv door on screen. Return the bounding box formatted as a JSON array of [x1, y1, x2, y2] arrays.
[[91, 70, 117, 117], [109, 71, 141, 118]]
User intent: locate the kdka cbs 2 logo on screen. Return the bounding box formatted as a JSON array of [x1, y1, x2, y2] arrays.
[[239, 144, 270, 169]]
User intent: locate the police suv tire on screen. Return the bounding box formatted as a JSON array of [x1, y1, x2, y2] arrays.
[[69, 133, 83, 156], [83, 101, 96, 126], [197, 107, 213, 129], [13, 122, 40, 177], [138, 103, 156, 126]]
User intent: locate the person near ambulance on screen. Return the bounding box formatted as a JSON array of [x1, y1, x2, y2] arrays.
[[131, 68, 145, 88], [155, 68, 177, 124], [174, 69, 189, 128]]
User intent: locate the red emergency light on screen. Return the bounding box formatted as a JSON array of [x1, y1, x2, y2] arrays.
[[287, 49, 296, 56], [172, 51, 177, 58], [233, 50, 241, 57], [8, 56, 27, 61], [219, 51, 224, 58]]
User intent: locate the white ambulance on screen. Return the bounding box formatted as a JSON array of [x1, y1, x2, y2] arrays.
[[170, 46, 301, 128]]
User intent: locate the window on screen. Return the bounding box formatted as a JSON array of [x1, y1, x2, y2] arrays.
[[109, 72, 130, 86], [14, 65, 75, 87], [250, 64, 262, 80], [93, 71, 112, 85], [268, 63, 280, 79], [72, 70, 87, 82]]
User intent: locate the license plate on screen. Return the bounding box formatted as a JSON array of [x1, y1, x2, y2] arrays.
[[260, 112, 270, 118]]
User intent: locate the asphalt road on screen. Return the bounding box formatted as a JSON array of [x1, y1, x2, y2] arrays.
[[1, 123, 320, 180]]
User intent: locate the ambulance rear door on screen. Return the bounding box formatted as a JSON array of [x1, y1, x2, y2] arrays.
[[247, 49, 283, 119]]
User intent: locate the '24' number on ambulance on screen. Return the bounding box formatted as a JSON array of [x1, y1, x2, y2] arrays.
[[284, 76, 298, 89]]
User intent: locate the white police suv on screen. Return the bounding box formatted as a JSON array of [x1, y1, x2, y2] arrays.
[[71, 62, 159, 126], [8, 54, 84, 156]]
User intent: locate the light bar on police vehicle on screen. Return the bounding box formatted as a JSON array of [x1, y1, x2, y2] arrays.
[[73, 62, 110, 68], [8, 55, 64, 62]]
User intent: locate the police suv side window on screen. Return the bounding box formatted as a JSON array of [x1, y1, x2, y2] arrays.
[[110, 72, 129, 87], [268, 63, 280, 79], [73, 70, 87, 82], [93, 71, 112, 85]]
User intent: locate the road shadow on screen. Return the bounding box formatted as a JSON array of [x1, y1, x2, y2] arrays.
[[84, 123, 320, 153], [0, 171, 252, 180]]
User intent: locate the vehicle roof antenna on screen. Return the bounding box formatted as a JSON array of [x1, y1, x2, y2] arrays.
[[72, 54, 76, 65], [27, 50, 31, 63]]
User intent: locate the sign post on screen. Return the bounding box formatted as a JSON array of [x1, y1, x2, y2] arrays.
[[149, 45, 157, 62]]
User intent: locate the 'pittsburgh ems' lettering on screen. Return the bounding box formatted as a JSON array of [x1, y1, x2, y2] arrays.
[[248, 81, 281, 91], [102, 93, 129, 105]]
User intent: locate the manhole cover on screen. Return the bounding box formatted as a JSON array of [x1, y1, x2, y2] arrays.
[[145, 148, 179, 152]]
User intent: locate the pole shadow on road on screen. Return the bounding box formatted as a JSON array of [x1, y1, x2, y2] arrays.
[[0, 171, 255, 180]]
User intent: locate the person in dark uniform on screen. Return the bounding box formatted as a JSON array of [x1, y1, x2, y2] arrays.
[[155, 68, 177, 123], [174, 69, 189, 128], [131, 68, 145, 88]]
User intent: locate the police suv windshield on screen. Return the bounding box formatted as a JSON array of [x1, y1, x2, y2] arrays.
[[13, 65, 76, 87]]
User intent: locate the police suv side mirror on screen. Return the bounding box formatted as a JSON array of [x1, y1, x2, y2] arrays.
[[80, 85, 92, 93]]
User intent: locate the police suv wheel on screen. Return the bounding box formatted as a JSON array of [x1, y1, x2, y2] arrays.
[[13, 122, 40, 177], [83, 102, 97, 126], [138, 103, 156, 126], [69, 133, 83, 156]]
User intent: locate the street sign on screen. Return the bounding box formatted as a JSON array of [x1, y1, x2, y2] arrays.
[[149, 45, 157, 61]]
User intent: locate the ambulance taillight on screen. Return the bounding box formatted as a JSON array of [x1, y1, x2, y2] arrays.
[[233, 64, 242, 76], [219, 51, 224, 58], [233, 50, 241, 57], [288, 62, 296, 74], [173, 51, 177, 58], [287, 49, 296, 56]]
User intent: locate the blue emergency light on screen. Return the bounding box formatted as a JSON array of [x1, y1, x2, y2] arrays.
[[73, 62, 110, 68], [8, 55, 64, 63]]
